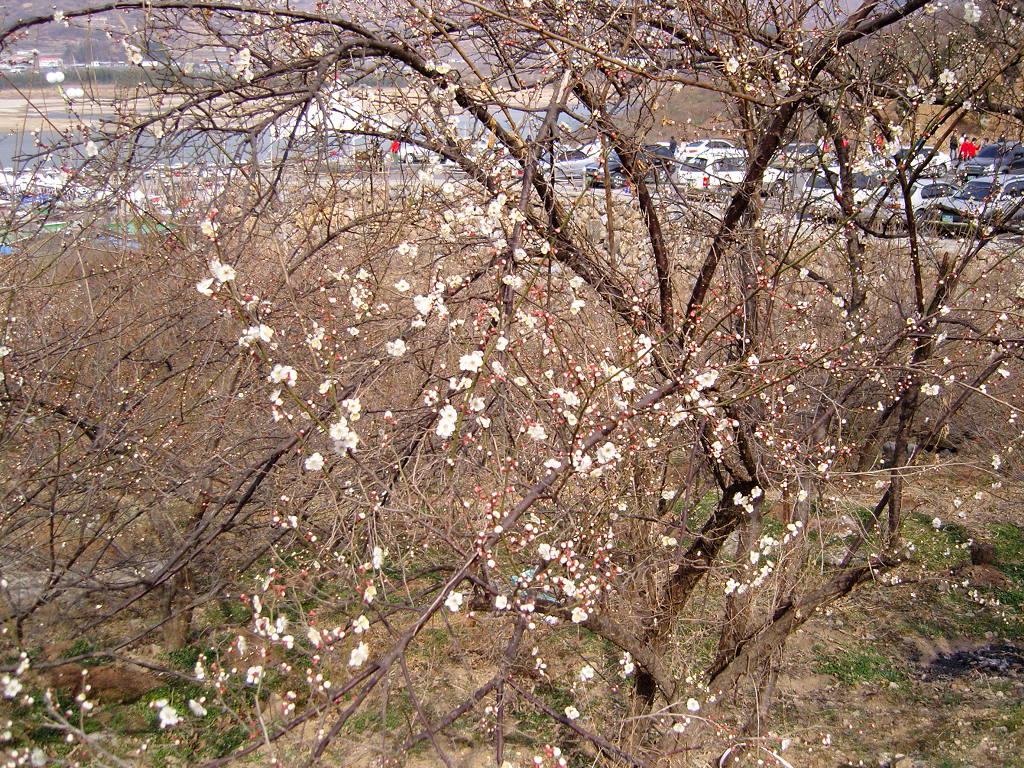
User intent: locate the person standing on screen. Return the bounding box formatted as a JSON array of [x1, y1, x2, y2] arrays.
[[949, 133, 959, 161], [669, 135, 678, 157]]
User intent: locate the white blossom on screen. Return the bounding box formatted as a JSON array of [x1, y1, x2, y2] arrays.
[[231, 47, 254, 81], [348, 641, 369, 668], [329, 418, 359, 452], [413, 294, 433, 315], [435, 404, 458, 439], [371, 546, 386, 569], [596, 441, 619, 464], [695, 369, 719, 389], [123, 41, 143, 66], [211, 261, 234, 283], [444, 591, 464, 612], [564, 705, 581, 720], [239, 324, 274, 347], [619, 652, 635, 677], [386, 338, 407, 357], [459, 350, 484, 373], [157, 702, 180, 728], [2, 676, 22, 699], [304, 452, 325, 472], [188, 699, 207, 717], [268, 364, 297, 387]]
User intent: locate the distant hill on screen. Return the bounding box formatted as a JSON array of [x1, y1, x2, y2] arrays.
[[2, 0, 80, 25]]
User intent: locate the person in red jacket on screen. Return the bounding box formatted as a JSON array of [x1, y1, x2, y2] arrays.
[[960, 137, 978, 159]]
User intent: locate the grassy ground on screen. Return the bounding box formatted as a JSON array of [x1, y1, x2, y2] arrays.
[[3, 462, 1023, 767], [766, 502, 1024, 768]]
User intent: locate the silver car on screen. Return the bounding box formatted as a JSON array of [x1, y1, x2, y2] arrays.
[[923, 175, 1024, 234]]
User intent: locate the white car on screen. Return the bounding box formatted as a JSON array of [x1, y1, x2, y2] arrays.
[[887, 146, 953, 178], [396, 142, 432, 163], [877, 180, 958, 216], [799, 167, 886, 216], [678, 138, 746, 163], [677, 156, 786, 193], [543, 147, 605, 179]]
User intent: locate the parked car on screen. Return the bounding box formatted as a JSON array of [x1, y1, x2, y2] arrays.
[[642, 144, 678, 173], [799, 167, 886, 217], [585, 160, 661, 189], [395, 141, 432, 163], [541, 147, 604, 179], [869, 180, 959, 232], [922, 175, 1024, 233], [774, 142, 821, 170], [678, 138, 745, 163], [891, 145, 953, 178], [584, 147, 674, 189], [677, 156, 786, 193], [960, 142, 1024, 178]]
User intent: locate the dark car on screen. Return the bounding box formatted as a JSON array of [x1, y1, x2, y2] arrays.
[[642, 144, 677, 171], [923, 175, 1024, 234], [585, 150, 664, 189], [961, 142, 1024, 178]]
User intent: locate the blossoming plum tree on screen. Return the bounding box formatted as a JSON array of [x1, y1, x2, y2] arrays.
[[1, 0, 1023, 765]]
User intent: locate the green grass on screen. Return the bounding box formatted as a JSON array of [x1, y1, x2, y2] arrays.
[[992, 523, 1024, 582], [63, 637, 108, 666], [903, 512, 971, 570], [347, 695, 412, 735], [814, 647, 908, 685], [1003, 704, 1024, 733]]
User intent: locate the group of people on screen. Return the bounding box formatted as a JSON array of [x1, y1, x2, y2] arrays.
[[950, 133, 1004, 161]]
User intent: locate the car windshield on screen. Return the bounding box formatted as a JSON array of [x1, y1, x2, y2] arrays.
[[957, 181, 997, 200], [717, 158, 746, 172], [975, 145, 1002, 159], [895, 146, 934, 160], [680, 158, 707, 170], [685, 142, 705, 149], [646, 146, 672, 158], [556, 150, 588, 161], [811, 173, 837, 189], [852, 173, 881, 189]]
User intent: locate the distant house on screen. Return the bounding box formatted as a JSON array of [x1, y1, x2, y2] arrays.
[[38, 56, 63, 69]]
